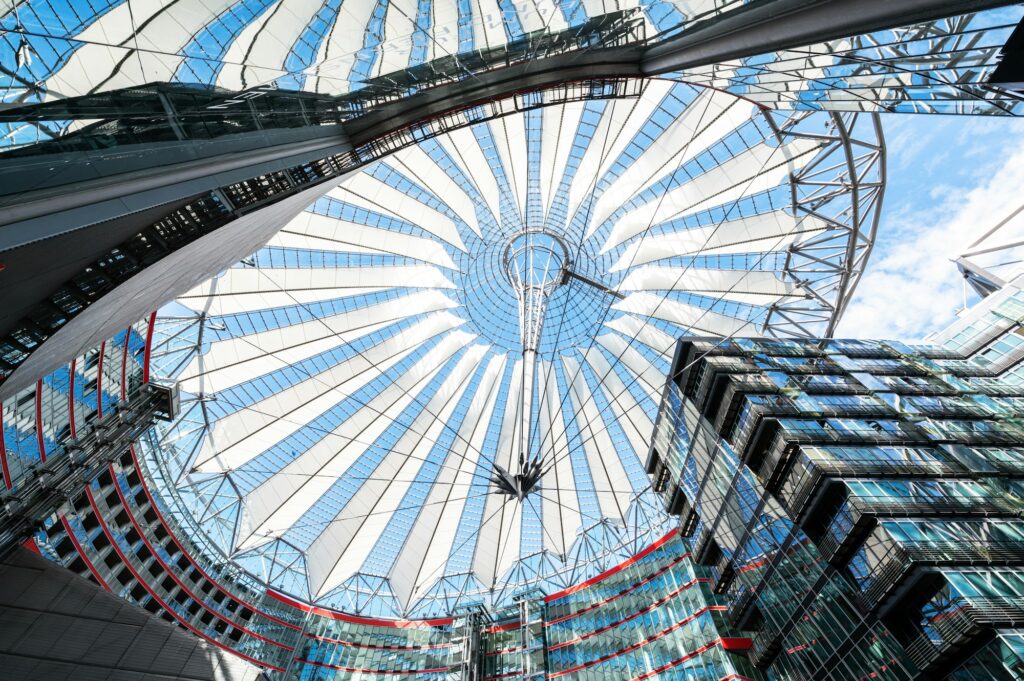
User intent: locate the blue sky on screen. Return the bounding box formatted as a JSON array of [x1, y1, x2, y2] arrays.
[[836, 113, 1024, 341]]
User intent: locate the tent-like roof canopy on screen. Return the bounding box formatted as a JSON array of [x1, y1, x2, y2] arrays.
[[146, 78, 882, 616]]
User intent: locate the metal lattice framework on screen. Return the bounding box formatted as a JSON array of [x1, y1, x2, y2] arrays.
[[139, 77, 884, 618], [764, 109, 885, 338], [680, 9, 1024, 115]]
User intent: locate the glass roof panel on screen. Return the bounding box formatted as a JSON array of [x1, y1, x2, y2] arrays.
[[143, 78, 882, 616]]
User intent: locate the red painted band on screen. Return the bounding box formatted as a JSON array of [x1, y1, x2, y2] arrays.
[[627, 639, 736, 681], [721, 638, 753, 651], [126, 445, 303, 632], [547, 608, 729, 676], [59, 515, 110, 591], [108, 464, 294, 651], [0, 403, 11, 490], [547, 579, 713, 650], [546, 553, 692, 626], [143, 312, 156, 384], [268, 589, 452, 628], [296, 659, 449, 675], [306, 630, 452, 651], [84, 488, 285, 672], [68, 359, 76, 440], [23, 538, 41, 555], [96, 341, 105, 419], [120, 327, 130, 400], [128, 446, 452, 631], [545, 528, 679, 603], [34, 379, 46, 463]]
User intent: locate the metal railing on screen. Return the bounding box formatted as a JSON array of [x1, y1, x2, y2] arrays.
[[0, 382, 178, 554]]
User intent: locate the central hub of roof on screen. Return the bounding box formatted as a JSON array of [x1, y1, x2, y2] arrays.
[[502, 230, 570, 295], [501, 230, 570, 354]]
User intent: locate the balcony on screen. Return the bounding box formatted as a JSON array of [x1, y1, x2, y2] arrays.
[[817, 489, 1019, 567], [905, 597, 1024, 674], [863, 540, 1024, 611]]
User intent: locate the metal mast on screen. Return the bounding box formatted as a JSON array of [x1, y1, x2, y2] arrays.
[[494, 231, 569, 499]]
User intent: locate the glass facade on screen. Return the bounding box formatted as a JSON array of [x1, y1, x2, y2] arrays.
[[31, 443, 760, 680], [649, 336, 1024, 680], [2, 1, 1024, 679], [1, 314, 155, 491], [934, 283, 1024, 385], [5, 320, 757, 680]]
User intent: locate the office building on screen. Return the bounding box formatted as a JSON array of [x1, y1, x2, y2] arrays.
[[649, 335, 1024, 679], [1, 0, 1024, 679]]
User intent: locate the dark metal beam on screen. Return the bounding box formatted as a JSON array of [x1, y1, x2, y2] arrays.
[[641, 0, 1022, 75], [0, 130, 350, 252]]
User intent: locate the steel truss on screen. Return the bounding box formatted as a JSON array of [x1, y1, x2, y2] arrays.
[[763, 110, 885, 338]]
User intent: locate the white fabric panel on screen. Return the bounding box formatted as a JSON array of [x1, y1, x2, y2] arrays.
[[472, 360, 523, 587], [560, 96, 619, 226], [580, 0, 609, 21], [583, 347, 655, 466], [619, 265, 801, 306], [437, 127, 502, 227], [539, 102, 584, 226], [493, 496, 523, 589], [613, 292, 760, 338], [51, 0, 174, 96], [604, 315, 677, 361], [306, 16, 340, 94], [609, 211, 826, 271], [44, 43, 131, 99], [178, 290, 457, 394], [178, 286, 393, 316], [588, 91, 750, 234], [136, 0, 253, 87], [491, 116, 528, 224], [562, 355, 632, 522], [309, 0, 380, 89], [430, 0, 461, 60], [592, 332, 665, 398], [377, 0, 418, 75], [602, 137, 820, 253], [269, 230, 381, 255], [281, 210, 459, 267], [217, 1, 286, 90], [132, 0, 242, 56], [395, 354, 507, 607], [565, 90, 666, 223], [182, 318, 394, 397], [233, 0, 323, 83], [193, 311, 465, 473], [237, 329, 474, 549], [335, 172, 467, 251], [672, 0, 728, 18], [309, 345, 487, 597], [537, 360, 580, 557], [74, 0, 137, 45], [391, 145, 481, 236], [590, 81, 671, 179], [178, 265, 456, 316], [516, 0, 566, 33], [472, 0, 507, 49]]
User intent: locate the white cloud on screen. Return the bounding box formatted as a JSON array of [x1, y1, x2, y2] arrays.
[[837, 134, 1024, 341]]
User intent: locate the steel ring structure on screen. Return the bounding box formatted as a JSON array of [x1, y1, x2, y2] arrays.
[[140, 77, 883, 618], [4, 1, 1024, 679]]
